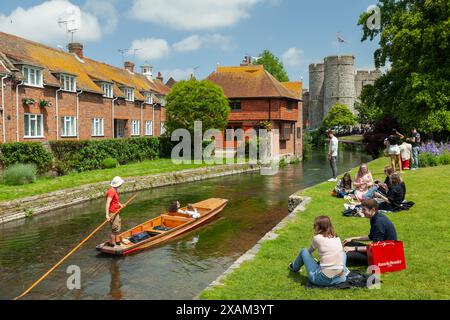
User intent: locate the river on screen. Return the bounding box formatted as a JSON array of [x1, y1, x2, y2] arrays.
[[0, 148, 371, 300]]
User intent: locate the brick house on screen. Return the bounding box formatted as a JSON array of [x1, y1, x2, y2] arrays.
[[206, 64, 303, 159], [0, 32, 170, 144]]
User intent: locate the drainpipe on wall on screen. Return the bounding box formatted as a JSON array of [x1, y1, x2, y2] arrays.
[[1, 74, 9, 143], [152, 102, 155, 136], [140, 102, 144, 136], [76, 89, 83, 140], [55, 88, 63, 141], [16, 80, 24, 142], [112, 97, 118, 138]]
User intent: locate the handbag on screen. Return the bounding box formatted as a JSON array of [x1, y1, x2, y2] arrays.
[[367, 241, 406, 273]]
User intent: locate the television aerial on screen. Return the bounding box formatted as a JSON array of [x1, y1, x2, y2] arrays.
[[58, 18, 78, 44]]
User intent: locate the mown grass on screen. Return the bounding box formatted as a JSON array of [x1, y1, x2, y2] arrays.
[[0, 158, 217, 202], [200, 158, 450, 300]]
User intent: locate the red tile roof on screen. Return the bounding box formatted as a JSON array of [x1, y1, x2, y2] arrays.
[[207, 65, 300, 100], [0, 32, 170, 99]]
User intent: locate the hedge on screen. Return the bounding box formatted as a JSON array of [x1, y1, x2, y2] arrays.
[[50, 137, 160, 173], [0, 142, 53, 173]]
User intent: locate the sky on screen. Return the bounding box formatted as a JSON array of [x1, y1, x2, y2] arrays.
[[0, 0, 381, 89]]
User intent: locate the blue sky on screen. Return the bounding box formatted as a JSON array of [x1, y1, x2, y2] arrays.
[[0, 0, 380, 88]]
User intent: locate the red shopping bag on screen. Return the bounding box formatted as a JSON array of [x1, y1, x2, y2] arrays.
[[367, 241, 406, 274]]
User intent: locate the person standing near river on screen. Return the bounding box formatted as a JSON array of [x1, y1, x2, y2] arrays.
[[408, 128, 421, 170], [106, 176, 125, 247], [327, 130, 339, 182]]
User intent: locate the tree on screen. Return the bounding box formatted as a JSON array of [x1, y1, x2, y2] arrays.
[[354, 84, 383, 126], [255, 50, 290, 82], [358, 0, 450, 134], [165, 79, 230, 135], [322, 103, 357, 130]]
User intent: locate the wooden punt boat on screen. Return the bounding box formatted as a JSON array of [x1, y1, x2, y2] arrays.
[[96, 198, 228, 256]]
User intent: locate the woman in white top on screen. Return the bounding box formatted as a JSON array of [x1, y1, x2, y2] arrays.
[[289, 216, 349, 286]]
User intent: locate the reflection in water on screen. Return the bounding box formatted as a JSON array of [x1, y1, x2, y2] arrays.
[[109, 259, 122, 300], [0, 149, 371, 300]]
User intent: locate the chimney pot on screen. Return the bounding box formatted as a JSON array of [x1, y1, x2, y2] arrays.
[[124, 61, 135, 73], [156, 72, 163, 82], [68, 43, 84, 59]]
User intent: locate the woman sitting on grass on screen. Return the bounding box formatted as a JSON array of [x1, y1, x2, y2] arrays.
[[375, 173, 406, 212], [288, 216, 349, 287], [354, 164, 374, 202], [335, 172, 353, 198]]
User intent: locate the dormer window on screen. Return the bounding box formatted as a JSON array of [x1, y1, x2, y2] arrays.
[[102, 83, 113, 98], [123, 87, 134, 102], [145, 93, 153, 104], [23, 65, 43, 87], [158, 95, 167, 106], [61, 74, 76, 92]]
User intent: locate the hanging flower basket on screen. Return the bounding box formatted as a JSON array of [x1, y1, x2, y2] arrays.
[[39, 99, 50, 107], [23, 98, 36, 106]]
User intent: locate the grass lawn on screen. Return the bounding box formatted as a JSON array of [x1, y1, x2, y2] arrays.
[[0, 158, 218, 202], [200, 159, 450, 300], [339, 135, 364, 142]]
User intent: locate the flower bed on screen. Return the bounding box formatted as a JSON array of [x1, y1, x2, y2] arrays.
[[419, 142, 450, 167]]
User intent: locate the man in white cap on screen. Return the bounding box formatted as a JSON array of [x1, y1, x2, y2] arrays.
[[105, 176, 125, 247]]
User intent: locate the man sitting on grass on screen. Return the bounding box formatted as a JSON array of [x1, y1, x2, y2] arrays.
[[343, 199, 398, 265]]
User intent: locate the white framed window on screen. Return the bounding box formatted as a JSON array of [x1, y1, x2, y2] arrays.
[[145, 93, 153, 104], [61, 116, 77, 137], [131, 120, 140, 136], [61, 74, 76, 92], [102, 83, 113, 98], [160, 121, 166, 135], [23, 66, 43, 87], [123, 87, 134, 102], [145, 121, 153, 136], [24, 114, 44, 138], [92, 118, 104, 137], [159, 96, 167, 106]]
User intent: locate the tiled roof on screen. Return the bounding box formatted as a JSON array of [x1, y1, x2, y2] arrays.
[[281, 82, 303, 99], [0, 32, 170, 99], [207, 65, 300, 100]]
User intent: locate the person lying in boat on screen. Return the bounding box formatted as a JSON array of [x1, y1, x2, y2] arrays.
[[106, 177, 125, 247], [168, 201, 200, 219]]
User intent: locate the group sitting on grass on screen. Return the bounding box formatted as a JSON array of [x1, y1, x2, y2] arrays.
[[288, 200, 398, 287], [335, 164, 412, 214]]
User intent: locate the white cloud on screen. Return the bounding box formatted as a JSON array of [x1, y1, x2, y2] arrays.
[[0, 0, 104, 44], [173, 34, 234, 52], [130, 38, 171, 61], [83, 0, 118, 33], [173, 35, 203, 52], [160, 68, 196, 81], [282, 47, 304, 67], [129, 0, 262, 30]]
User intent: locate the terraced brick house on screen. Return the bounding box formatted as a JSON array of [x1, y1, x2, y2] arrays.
[[0, 32, 170, 143], [207, 64, 303, 159]]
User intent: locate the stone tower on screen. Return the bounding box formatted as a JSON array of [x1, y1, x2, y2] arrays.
[[308, 63, 325, 129], [355, 69, 382, 102], [323, 55, 356, 115]]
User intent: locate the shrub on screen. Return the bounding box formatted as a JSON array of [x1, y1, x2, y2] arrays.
[[438, 151, 450, 165], [0, 142, 53, 173], [2, 163, 37, 186], [50, 137, 159, 172], [102, 158, 118, 169], [302, 131, 313, 160], [279, 158, 287, 168]]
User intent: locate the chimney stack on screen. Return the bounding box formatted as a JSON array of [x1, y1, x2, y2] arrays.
[[68, 43, 84, 59], [124, 61, 135, 73], [156, 72, 163, 82]]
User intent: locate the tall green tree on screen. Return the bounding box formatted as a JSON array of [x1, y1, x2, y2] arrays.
[[358, 0, 450, 134], [165, 79, 230, 135], [355, 84, 383, 126], [322, 103, 357, 129], [255, 50, 290, 82]]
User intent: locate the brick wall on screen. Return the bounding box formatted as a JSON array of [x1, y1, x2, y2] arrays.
[[0, 81, 164, 143]]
